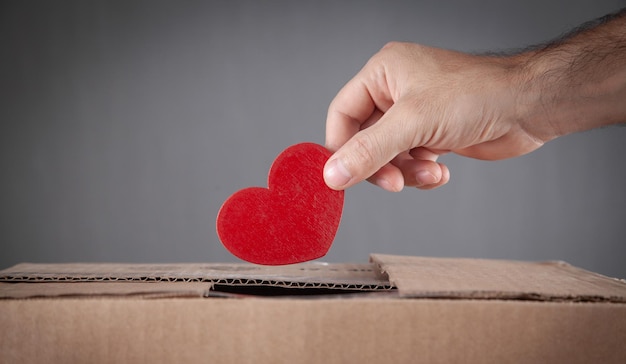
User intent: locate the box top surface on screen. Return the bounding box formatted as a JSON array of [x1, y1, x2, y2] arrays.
[[1, 255, 625, 301]]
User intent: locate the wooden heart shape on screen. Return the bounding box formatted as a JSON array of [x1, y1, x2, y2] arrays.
[[216, 142, 344, 265]]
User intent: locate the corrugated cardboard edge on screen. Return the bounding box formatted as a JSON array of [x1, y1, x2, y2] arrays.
[[370, 254, 626, 302], [0, 262, 392, 299]]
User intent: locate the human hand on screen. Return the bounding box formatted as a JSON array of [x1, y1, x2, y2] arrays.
[[323, 42, 545, 192]]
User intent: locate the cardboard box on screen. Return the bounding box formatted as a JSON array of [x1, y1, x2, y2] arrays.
[[1, 254, 625, 363]]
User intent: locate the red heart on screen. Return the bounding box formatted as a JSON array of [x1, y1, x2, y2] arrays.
[[216, 142, 344, 265]]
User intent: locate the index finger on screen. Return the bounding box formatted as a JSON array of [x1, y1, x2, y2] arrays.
[[325, 61, 394, 152]]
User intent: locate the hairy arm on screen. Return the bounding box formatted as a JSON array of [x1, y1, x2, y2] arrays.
[[515, 8, 626, 142]]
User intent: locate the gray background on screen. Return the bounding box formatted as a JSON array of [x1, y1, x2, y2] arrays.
[[1, 0, 625, 278]]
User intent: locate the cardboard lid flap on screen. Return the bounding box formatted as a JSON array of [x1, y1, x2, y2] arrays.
[[0, 282, 212, 299], [371, 254, 626, 302]]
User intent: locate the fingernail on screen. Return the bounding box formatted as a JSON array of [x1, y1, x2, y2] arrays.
[[416, 170, 437, 187], [324, 158, 352, 188]]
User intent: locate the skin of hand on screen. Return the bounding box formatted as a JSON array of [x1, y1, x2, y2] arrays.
[[323, 10, 626, 192]]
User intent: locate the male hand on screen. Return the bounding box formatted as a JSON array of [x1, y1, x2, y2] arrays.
[[323, 42, 544, 192], [324, 9, 626, 192]]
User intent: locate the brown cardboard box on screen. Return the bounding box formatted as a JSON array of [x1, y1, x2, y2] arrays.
[[1, 254, 625, 363]]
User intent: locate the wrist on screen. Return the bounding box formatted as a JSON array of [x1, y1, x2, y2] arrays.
[[508, 51, 567, 143], [515, 51, 625, 142]]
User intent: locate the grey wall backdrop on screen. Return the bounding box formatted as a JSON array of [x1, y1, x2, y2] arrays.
[[2, 0, 625, 278]]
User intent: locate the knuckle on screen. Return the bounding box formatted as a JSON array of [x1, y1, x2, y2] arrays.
[[382, 41, 401, 51], [352, 133, 377, 160], [376, 41, 406, 62], [381, 41, 411, 52], [349, 133, 381, 171]]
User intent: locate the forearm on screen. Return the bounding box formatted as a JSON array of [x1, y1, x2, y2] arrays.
[[513, 8, 626, 142]]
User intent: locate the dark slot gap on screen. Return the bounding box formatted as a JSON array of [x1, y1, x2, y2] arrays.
[[211, 284, 388, 297]]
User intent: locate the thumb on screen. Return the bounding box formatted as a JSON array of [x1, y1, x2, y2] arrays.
[[324, 104, 414, 190]]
